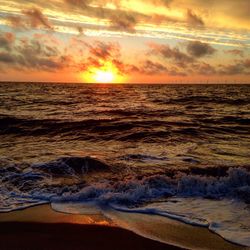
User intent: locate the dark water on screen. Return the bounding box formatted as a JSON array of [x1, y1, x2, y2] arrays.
[[1, 83, 249, 166], [0, 83, 250, 245]]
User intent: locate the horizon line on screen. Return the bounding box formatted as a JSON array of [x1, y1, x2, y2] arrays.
[[0, 81, 249, 85]]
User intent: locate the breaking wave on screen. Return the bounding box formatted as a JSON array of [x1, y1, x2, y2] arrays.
[[1, 156, 249, 212], [1, 156, 249, 246]]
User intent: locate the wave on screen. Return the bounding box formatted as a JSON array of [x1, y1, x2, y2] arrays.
[[1, 156, 250, 246], [153, 95, 250, 106], [53, 166, 250, 205], [1, 156, 249, 212], [1, 114, 248, 141]]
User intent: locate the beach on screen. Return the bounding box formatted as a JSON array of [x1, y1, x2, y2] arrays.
[[0, 83, 249, 249], [0, 204, 246, 250]]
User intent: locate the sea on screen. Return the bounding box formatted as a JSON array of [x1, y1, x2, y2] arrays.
[[0, 82, 249, 246]]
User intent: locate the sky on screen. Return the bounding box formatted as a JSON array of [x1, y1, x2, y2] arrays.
[[0, 0, 249, 83]]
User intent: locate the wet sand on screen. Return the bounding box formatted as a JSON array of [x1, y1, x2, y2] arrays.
[[0, 222, 182, 250], [0, 205, 246, 250], [0, 205, 181, 250]]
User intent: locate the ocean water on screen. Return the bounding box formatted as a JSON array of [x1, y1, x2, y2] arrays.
[[0, 83, 249, 246]]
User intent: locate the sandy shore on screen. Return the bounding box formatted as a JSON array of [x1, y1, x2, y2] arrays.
[[0, 222, 183, 250], [0, 205, 246, 250]]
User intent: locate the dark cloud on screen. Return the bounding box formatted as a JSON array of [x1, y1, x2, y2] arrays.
[[140, 60, 168, 74], [146, 41, 249, 76], [63, 0, 190, 33], [16, 40, 62, 70], [187, 41, 216, 58], [73, 40, 125, 73], [225, 49, 244, 57], [7, 8, 53, 30], [148, 42, 194, 67], [0, 52, 15, 64], [196, 62, 216, 75], [136, 60, 186, 76], [61, 0, 213, 34], [111, 58, 185, 76], [191, 59, 250, 76], [7, 15, 23, 28], [64, 0, 140, 32], [22, 8, 53, 30], [109, 12, 137, 33], [0, 32, 15, 51], [76, 26, 85, 35], [85, 41, 120, 60], [243, 59, 250, 68], [219, 64, 244, 75], [111, 59, 131, 74], [186, 9, 204, 26], [218, 59, 250, 75], [64, 0, 91, 8], [0, 38, 66, 72]]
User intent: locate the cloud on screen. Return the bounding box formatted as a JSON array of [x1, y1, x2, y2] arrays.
[[22, 8, 53, 30], [109, 12, 137, 33], [7, 15, 23, 28], [0, 32, 15, 51], [225, 49, 244, 57], [148, 42, 194, 67], [111, 59, 134, 74], [63, 0, 190, 33], [186, 41, 216, 58], [186, 9, 204, 26], [76, 26, 85, 35], [146, 41, 249, 76], [219, 64, 244, 75], [73, 40, 125, 73], [111, 58, 185, 76], [196, 62, 216, 75], [0, 37, 67, 72], [85, 41, 120, 60], [74, 40, 186, 77], [243, 59, 250, 68], [1, 29, 249, 80], [7, 8, 53, 30], [0, 52, 15, 64], [140, 60, 168, 74], [17, 40, 63, 70], [131, 59, 185, 76], [218, 59, 250, 75], [64, 0, 90, 8], [64, 0, 140, 32]]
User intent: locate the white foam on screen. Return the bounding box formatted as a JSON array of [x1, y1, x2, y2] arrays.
[[51, 198, 250, 247], [112, 198, 250, 247]]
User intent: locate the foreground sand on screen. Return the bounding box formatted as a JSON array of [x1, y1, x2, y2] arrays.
[[0, 205, 246, 250], [0, 222, 182, 250]]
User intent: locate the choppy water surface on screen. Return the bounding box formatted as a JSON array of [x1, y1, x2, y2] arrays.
[[0, 83, 249, 246]]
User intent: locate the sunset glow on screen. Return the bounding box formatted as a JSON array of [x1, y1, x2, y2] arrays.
[[0, 0, 249, 83]]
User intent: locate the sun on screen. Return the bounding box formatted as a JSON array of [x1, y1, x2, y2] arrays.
[[80, 61, 126, 83], [94, 70, 114, 83]]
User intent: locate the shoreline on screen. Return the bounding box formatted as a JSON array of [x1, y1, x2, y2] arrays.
[[0, 204, 246, 250]]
